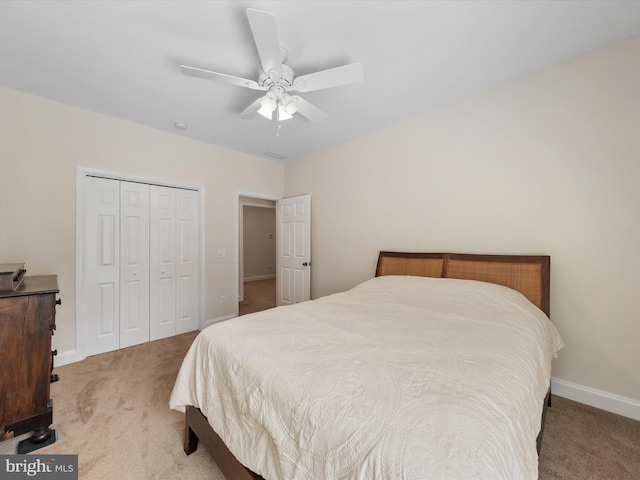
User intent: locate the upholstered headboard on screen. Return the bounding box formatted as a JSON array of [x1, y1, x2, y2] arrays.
[[375, 252, 550, 317]]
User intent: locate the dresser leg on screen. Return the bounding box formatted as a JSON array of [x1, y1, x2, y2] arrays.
[[17, 428, 57, 454], [30, 427, 54, 444]]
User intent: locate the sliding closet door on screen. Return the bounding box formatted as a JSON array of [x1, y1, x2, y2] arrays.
[[175, 189, 199, 334], [119, 181, 150, 348], [84, 177, 121, 356], [149, 186, 177, 341]]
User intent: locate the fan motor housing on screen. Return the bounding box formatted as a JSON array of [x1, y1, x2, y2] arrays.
[[259, 64, 294, 90]]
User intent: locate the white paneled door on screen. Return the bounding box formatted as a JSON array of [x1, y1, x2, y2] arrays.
[[83, 176, 200, 356], [119, 181, 150, 349], [175, 188, 199, 334], [149, 186, 177, 341], [276, 194, 311, 306], [84, 177, 121, 356], [149, 186, 199, 340]]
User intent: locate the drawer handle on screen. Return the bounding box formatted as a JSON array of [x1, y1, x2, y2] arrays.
[[51, 350, 59, 383]]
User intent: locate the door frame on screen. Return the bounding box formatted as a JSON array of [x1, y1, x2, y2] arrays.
[[75, 166, 205, 364], [235, 192, 280, 315]]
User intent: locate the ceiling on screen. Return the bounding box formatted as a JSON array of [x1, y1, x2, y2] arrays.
[[2, 1, 640, 162]]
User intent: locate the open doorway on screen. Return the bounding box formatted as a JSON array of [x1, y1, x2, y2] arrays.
[[238, 196, 277, 315]]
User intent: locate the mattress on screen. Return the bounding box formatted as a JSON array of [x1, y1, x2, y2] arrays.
[[170, 275, 564, 479]]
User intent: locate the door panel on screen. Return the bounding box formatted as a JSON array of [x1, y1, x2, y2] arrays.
[[277, 195, 311, 306], [119, 182, 150, 348], [122, 280, 141, 328], [294, 269, 306, 303], [176, 190, 199, 334], [98, 283, 116, 336], [295, 221, 305, 257], [280, 268, 291, 304], [177, 274, 193, 329], [150, 186, 177, 341], [84, 177, 120, 356]]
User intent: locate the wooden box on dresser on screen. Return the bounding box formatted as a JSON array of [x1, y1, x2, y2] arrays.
[[0, 274, 59, 449]]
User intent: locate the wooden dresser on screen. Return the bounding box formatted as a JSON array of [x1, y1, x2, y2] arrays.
[[0, 275, 59, 447]]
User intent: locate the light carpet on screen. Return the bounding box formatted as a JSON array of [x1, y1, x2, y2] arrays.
[[1, 331, 223, 480]]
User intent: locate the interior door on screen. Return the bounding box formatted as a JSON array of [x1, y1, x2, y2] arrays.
[[84, 176, 121, 356], [175, 188, 200, 333], [119, 181, 150, 348], [276, 194, 311, 306], [149, 185, 177, 341]]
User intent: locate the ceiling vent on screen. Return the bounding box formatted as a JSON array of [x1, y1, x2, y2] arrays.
[[263, 151, 288, 160]]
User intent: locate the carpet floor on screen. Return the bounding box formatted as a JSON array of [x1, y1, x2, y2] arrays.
[[1, 331, 222, 480], [2, 330, 639, 479], [239, 278, 276, 316]]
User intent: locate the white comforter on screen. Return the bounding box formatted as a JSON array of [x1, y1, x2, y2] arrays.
[[170, 276, 564, 480]]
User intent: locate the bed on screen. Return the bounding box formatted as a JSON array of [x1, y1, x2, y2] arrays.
[[170, 252, 564, 479]]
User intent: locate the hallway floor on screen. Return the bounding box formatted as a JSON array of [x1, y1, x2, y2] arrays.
[[239, 278, 276, 315]]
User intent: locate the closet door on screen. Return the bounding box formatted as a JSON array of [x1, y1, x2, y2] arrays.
[[84, 177, 121, 356], [176, 189, 199, 334], [82, 175, 201, 356], [119, 182, 150, 348], [149, 186, 177, 341]]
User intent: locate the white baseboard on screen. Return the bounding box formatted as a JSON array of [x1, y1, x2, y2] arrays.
[[53, 349, 84, 367], [203, 314, 236, 328], [244, 274, 276, 282], [551, 377, 640, 421]]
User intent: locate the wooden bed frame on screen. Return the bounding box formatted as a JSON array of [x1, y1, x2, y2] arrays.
[[182, 252, 552, 480]]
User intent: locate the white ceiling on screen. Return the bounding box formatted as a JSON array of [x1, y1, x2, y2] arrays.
[[2, 1, 640, 162]]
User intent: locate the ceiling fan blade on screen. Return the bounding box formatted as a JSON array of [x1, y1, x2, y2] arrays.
[[239, 97, 264, 119], [246, 8, 283, 77], [292, 63, 364, 93], [180, 65, 264, 90], [293, 95, 328, 123]]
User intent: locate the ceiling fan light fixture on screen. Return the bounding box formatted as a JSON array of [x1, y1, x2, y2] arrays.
[[257, 94, 278, 119], [277, 105, 293, 121], [282, 95, 299, 115], [179, 8, 363, 126], [260, 95, 277, 112], [257, 105, 273, 120]]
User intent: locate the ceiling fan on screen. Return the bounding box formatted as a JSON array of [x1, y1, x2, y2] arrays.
[[180, 8, 364, 123]]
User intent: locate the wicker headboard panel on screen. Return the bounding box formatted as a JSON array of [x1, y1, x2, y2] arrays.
[[375, 252, 445, 278], [375, 251, 550, 317]]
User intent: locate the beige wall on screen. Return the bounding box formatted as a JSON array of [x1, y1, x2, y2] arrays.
[[0, 86, 283, 356], [242, 205, 276, 279], [285, 37, 640, 404]]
